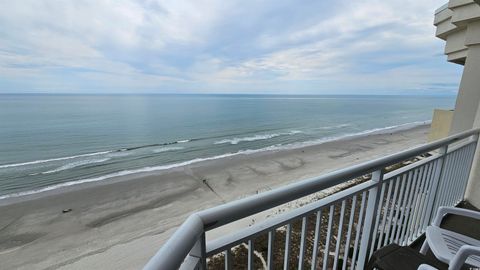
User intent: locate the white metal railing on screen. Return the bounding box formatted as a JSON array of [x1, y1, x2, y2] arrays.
[[144, 129, 479, 270]]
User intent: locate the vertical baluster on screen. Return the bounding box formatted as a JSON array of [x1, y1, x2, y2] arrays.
[[441, 151, 457, 207], [413, 161, 430, 238], [369, 182, 386, 257], [406, 167, 425, 242], [351, 192, 367, 270], [333, 201, 346, 270], [383, 176, 401, 245], [399, 170, 416, 245], [322, 205, 335, 270], [456, 146, 468, 202], [342, 196, 357, 270], [460, 143, 477, 200], [454, 147, 469, 203], [377, 181, 393, 249], [460, 143, 477, 201], [298, 216, 308, 270], [311, 210, 323, 270], [392, 174, 410, 244], [421, 159, 440, 230], [425, 145, 448, 226], [267, 230, 274, 270], [248, 240, 254, 270], [404, 168, 422, 242], [447, 150, 462, 206], [224, 249, 232, 270], [439, 152, 453, 209], [391, 174, 407, 243], [450, 150, 462, 205], [456, 147, 467, 202], [395, 172, 413, 243], [412, 163, 431, 238], [357, 169, 383, 269], [407, 166, 428, 242], [284, 224, 292, 270], [417, 161, 435, 235]]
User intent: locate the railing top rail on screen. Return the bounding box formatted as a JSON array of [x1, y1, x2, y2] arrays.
[[144, 128, 479, 270], [435, 2, 449, 14]]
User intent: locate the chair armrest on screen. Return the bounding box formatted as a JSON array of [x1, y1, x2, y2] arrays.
[[432, 206, 480, 226], [417, 264, 438, 270], [449, 245, 480, 270]]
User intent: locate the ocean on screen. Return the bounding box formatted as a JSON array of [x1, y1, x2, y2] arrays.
[[0, 94, 455, 199]]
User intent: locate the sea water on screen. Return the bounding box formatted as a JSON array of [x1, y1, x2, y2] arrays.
[[0, 94, 455, 199]]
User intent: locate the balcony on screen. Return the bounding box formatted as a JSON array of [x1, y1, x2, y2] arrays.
[[143, 129, 480, 270]]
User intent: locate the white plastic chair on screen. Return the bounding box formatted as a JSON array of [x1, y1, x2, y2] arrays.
[[417, 245, 480, 270], [420, 206, 480, 269]]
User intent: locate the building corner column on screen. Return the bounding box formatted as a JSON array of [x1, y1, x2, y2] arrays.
[[457, 21, 480, 208]]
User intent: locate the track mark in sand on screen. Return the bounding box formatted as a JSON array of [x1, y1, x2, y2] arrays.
[[373, 139, 390, 145], [86, 185, 196, 228], [245, 165, 268, 176], [0, 232, 46, 253], [274, 157, 305, 170], [225, 172, 234, 185], [183, 167, 225, 202], [201, 178, 225, 203], [0, 216, 21, 233], [328, 145, 372, 159]]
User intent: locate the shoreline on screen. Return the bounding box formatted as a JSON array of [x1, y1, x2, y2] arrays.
[[0, 121, 430, 204], [0, 124, 430, 270]]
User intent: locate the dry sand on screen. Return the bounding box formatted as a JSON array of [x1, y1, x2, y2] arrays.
[[0, 125, 430, 270]]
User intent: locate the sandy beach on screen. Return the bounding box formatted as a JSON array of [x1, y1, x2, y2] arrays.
[[0, 125, 430, 270]]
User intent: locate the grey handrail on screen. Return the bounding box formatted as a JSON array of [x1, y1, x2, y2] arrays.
[[144, 128, 479, 270], [143, 214, 204, 270]]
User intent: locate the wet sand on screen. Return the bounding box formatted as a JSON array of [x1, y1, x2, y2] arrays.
[[0, 125, 430, 270]]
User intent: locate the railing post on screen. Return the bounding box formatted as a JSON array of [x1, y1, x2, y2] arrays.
[[356, 169, 384, 269], [425, 145, 448, 226], [189, 233, 207, 270], [463, 134, 479, 198]]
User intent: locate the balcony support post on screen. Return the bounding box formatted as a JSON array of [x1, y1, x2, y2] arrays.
[[189, 233, 207, 270], [356, 169, 384, 269]]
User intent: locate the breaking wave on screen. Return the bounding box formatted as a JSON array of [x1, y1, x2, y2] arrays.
[[214, 130, 302, 145]]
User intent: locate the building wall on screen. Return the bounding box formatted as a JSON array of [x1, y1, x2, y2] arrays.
[[435, 1, 480, 208], [428, 109, 454, 142]]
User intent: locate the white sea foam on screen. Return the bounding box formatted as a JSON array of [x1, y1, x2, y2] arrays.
[[214, 130, 302, 145], [0, 151, 113, 169], [288, 120, 431, 149], [106, 151, 131, 158], [0, 140, 192, 170], [152, 146, 184, 153], [0, 148, 278, 200], [40, 158, 111, 175], [317, 124, 351, 130], [0, 121, 430, 200]]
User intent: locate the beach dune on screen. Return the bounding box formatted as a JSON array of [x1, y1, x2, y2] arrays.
[[0, 125, 430, 270]]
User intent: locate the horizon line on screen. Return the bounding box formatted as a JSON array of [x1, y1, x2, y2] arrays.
[[0, 92, 458, 97]]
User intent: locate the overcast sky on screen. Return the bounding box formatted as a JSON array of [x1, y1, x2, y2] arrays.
[[0, 0, 463, 95]]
